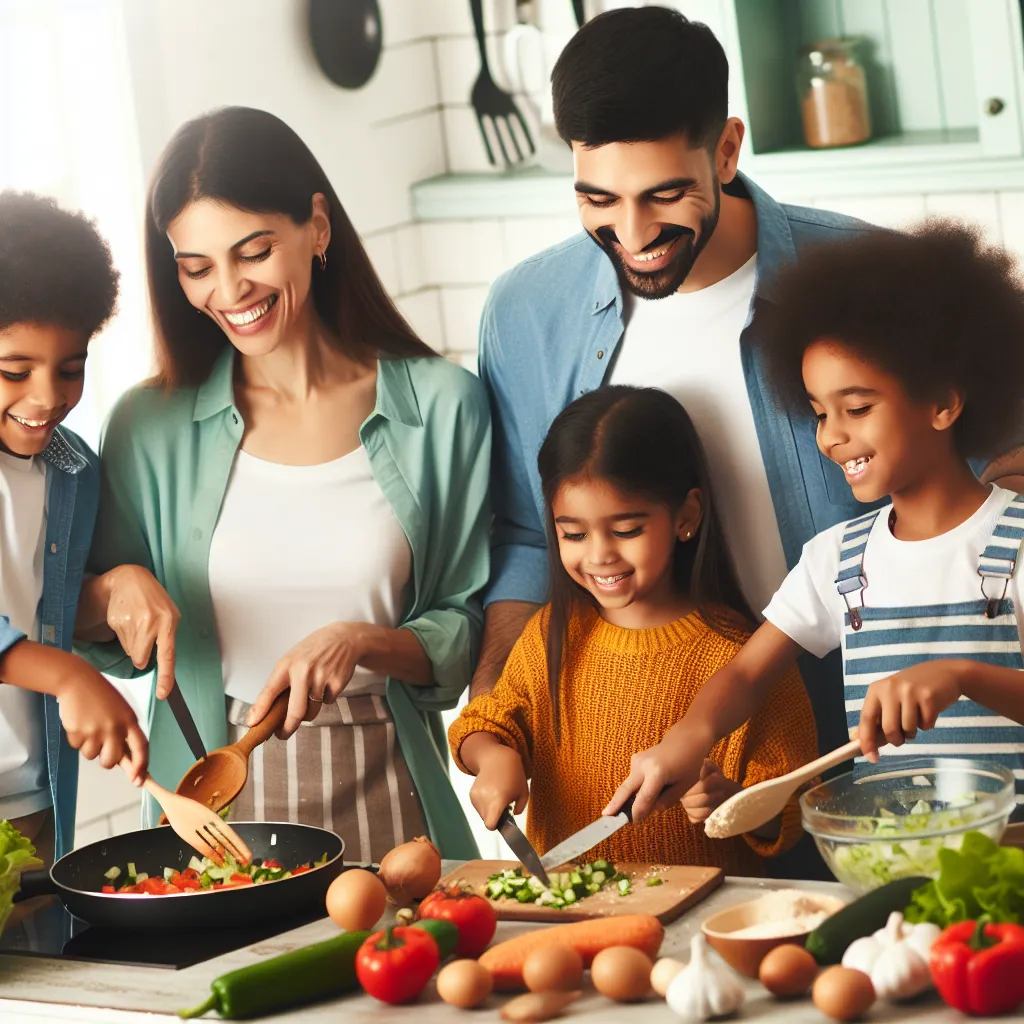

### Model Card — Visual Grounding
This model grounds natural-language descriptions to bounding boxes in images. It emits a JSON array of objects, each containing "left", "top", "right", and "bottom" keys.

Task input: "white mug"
[{"left": 502, "top": 0, "right": 581, "bottom": 170}]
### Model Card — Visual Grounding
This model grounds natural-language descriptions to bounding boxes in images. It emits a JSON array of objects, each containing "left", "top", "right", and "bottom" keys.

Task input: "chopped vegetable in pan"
[{"left": 99, "top": 852, "right": 328, "bottom": 895}]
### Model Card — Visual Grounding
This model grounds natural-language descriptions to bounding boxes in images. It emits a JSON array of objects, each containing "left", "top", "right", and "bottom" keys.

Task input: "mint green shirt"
[{"left": 77, "top": 350, "right": 490, "bottom": 859}]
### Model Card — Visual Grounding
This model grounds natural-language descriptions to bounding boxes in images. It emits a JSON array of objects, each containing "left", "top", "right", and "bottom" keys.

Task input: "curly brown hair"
[{"left": 758, "top": 219, "right": 1024, "bottom": 460}]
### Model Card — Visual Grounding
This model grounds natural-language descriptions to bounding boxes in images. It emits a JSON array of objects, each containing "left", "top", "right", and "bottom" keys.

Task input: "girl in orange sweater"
[{"left": 449, "top": 386, "right": 817, "bottom": 873}]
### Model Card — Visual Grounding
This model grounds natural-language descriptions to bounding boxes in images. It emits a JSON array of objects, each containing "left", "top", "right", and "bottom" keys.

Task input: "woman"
[{"left": 74, "top": 107, "right": 490, "bottom": 861}]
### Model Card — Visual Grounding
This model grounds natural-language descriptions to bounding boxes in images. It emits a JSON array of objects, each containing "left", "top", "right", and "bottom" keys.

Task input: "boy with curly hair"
[
  {"left": 0, "top": 191, "right": 147, "bottom": 866},
  {"left": 605, "top": 221, "right": 1024, "bottom": 823}
]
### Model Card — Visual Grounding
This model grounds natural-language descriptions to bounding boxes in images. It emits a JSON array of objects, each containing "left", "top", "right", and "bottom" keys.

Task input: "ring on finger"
[{"left": 307, "top": 693, "right": 325, "bottom": 704}]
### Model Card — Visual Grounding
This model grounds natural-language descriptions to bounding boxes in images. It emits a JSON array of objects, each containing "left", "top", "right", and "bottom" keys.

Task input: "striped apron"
[
  {"left": 837, "top": 494, "right": 1024, "bottom": 820},
  {"left": 225, "top": 694, "right": 428, "bottom": 863}
]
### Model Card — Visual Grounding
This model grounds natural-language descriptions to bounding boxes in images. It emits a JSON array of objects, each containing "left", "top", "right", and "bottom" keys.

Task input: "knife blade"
[
  {"left": 166, "top": 682, "right": 207, "bottom": 762},
  {"left": 497, "top": 809, "right": 550, "bottom": 888},
  {"left": 540, "top": 794, "right": 635, "bottom": 872}
]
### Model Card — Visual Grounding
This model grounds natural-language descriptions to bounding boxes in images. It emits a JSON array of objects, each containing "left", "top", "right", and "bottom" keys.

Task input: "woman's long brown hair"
[
  {"left": 146, "top": 106, "right": 434, "bottom": 388},
  {"left": 537, "top": 386, "right": 754, "bottom": 742}
]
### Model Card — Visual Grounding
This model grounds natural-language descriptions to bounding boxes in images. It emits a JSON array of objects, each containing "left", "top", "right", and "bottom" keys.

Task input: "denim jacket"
[{"left": 0, "top": 428, "right": 99, "bottom": 860}]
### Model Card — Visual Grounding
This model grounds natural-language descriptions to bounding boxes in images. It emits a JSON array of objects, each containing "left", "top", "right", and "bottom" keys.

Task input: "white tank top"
[{"left": 208, "top": 447, "right": 412, "bottom": 702}]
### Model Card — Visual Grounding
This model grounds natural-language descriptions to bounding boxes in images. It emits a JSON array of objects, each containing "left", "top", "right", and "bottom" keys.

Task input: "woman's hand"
[
  {"left": 470, "top": 743, "right": 529, "bottom": 830},
  {"left": 98, "top": 565, "right": 180, "bottom": 700},
  {"left": 247, "top": 622, "right": 373, "bottom": 739},
  {"left": 681, "top": 760, "right": 741, "bottom": 825}
]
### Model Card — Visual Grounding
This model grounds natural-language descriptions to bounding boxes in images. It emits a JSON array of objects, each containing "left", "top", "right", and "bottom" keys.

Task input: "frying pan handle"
[
  {"left": 238, "top": 691, "right": 290, "bottom": 754},
  {"left": 12, "top": 869, "right": 57, "bottom": 903}
]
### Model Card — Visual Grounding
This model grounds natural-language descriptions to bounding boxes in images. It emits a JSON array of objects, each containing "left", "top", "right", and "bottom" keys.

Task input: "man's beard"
[{"left": 590, "top": 182, "right": 721, "bottom": 300}]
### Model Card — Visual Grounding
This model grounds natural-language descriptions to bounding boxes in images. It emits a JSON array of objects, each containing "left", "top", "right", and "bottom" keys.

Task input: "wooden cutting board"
[{"left": 440, "top": 860, "right": 723, "bottom": 924}]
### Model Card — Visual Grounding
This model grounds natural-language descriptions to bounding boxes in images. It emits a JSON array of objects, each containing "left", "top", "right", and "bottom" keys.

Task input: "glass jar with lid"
[{"left": 797, "top": 38, "right": 872, "bottom": 148}]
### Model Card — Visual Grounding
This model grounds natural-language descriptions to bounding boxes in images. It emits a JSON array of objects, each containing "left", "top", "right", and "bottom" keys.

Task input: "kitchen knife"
[
  {"left": 540, "top": 794, "right": 635, "bottom": 872},
  {"left": 166, "top": 682, "right": 207, "bottom": 762},
  {"left": 497, "top": 808, "right": 550, "bottom": 888}
]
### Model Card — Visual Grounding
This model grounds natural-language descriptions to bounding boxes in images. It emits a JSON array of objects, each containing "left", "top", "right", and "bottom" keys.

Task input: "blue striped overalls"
[{"left": 836, "top": 493, "right": 1024, "bottom": 820}]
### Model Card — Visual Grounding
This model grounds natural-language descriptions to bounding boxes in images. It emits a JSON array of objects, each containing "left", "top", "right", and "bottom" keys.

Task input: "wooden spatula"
[
  {"left": 169, "top": 692, "right": 290, "bottom": 816},
  {"left": 703, "top": 737, "right": 863, "bottom": 839}
]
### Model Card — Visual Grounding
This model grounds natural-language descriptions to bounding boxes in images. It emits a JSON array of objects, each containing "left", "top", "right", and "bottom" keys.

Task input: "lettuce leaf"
[
  {"left": 0, "top": 820, "right": 44, "bottom": 934},
  {"left": 905, "top": 830, "right": 1024, "bottom": 926}
]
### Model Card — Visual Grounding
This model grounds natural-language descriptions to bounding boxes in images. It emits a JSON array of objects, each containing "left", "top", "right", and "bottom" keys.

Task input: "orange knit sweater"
[{"left": 449, "top": 606, "right": 818, "bottom": 875}]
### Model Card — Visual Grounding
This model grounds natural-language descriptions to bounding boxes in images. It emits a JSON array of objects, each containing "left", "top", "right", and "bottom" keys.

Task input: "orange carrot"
[{"left": 479, "top": 914, "right": 664, "bottom": 991}]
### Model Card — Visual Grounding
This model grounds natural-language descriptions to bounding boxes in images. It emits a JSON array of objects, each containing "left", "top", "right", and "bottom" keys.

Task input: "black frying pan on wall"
[
  {"left": 308, "top": 0, "right": 383, "bottom": 90},
  {"left": 14, "top": 822, "right": 344, "bottom": 930}
]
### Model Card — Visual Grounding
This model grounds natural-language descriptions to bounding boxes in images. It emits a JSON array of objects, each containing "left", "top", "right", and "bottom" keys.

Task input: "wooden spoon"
[
  {"left": 168, "top": 692, "right": 290, "bottom": 817},
  {"left": 703, "top": 737, "right": 863, "bottom": 839}
]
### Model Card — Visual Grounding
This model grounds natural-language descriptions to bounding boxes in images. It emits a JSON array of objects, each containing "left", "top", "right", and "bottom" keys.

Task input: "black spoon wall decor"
[{"left": 308, "top": 0, "right": 383, "bottom": 90}]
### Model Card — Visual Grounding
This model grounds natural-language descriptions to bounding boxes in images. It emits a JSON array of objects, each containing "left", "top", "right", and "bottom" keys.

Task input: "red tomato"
[
  {"left": 140, "top": 877, "right": 174, "bottom": 895},
  {"left": 291, "top": 864, "right": 311, "bottom": 875},
  {"left": 170, "top": 872, "right": 202, "bottom": 891},
  {"left": 180, "top": 868, "right": 201, "bottom": 882},
  {"left": 101, "top": 885, "right": 115, "bottom": 894},
  {"left": 416, "top": 886, "right": 497, "bottom": 957},
  {"left": 355, "top": 926, "right": 440, "bottom": 1004},
  {"left": 262, "top": 858, "right": 284, "bottom": 871}
]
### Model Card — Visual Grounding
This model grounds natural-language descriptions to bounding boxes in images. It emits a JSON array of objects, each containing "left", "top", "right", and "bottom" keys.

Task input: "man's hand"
[
  {"left": 469, "top": 742, "right": 529, "bottom": 830},
  {"left": 681, "top": 760, "right": 742, "bottom": 825},
  {"left": 858, "top": 660, "right": 963, "bottom": 761},
  {"left": 470, "top": 601, "right": 539, "bottom": 699}
]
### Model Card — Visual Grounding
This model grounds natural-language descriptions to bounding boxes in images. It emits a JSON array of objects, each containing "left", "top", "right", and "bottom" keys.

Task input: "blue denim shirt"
[
  {"left": 0, "top": 427, "right": 98, "bottom": 860},
  {"left": 479, "top": 172, "right": 886, "bottom": 752}
]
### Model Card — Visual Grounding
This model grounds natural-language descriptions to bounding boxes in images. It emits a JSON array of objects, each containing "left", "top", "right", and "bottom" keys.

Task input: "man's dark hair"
[
  {"left": 0, "top": 190, "right": 119, "bottom": 336},
  {"left": 552, "top": 6, "right": 728, "bottom": 149},
  {"left": 760, "top": 220, "right": 1024, "bottom": 460}
]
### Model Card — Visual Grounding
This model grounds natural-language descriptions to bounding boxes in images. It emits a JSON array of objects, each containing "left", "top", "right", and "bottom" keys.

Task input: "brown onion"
[{"left": 378, "top": 835, "right": 442, "bottom": 905}]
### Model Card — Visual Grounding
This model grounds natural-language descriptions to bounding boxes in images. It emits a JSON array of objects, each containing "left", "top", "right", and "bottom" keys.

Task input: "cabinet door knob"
[{"left": 986, "top": 97, "right": 1006, "bottom": 116}]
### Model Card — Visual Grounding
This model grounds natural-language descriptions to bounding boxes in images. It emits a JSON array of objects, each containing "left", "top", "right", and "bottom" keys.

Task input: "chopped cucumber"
[
  {"left": 590, "top": 870, "right": 606, "bottom": 885},
  {"left": 646, "top": 877, "right": 663, "bottom": 887},
  {"left": 126, "top": 862, "right": 137, "bottom": 879},
  {"left": 484, "top": 860, "right": 625, "bottom": 910},
  {"left": 134, "top": 873, "right": 149, "bottom": 883},
  {"left": 617, "top": 878, "right": 632, "bottom": 896},
  {"left": 103, "top": 866, "right": 121, "bottom": 881},
  {"left": 163, "top": 867, "right": 176, "bottom": 882}
]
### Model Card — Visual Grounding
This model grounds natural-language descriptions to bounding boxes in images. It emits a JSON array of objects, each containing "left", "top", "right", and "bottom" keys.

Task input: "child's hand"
[
  {"left": 858, "top": 661, "right": 963, "bottom": 762},
  {"left": 56, "top": 664, "right": 148, "bottom": 784},
  {"left": 470, "top": 743, "right": 529, "bottom": 830},
  {"left": 681, "top": 760, "right": 741, "bottom": 825},
  {"left": 102, "top": 565, "right": 180, "bottom": 700},
  {"left": 604, "top": 737, "right": 708, "bottom": 823}
]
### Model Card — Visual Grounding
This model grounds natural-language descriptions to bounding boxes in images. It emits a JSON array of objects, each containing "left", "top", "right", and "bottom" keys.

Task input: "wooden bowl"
[{"left": 701, "top": 892, "right": 846, "bottom": 978}]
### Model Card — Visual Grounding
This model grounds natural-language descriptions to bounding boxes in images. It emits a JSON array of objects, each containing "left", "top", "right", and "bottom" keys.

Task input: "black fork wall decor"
[{"left": 469, "top": 0, "right": 536, "bottom": 167}]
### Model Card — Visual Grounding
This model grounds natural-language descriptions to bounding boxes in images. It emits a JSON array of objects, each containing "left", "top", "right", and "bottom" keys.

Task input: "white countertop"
[{"left": 0, "top": 867, "right": 1000, "bottom": 1023}]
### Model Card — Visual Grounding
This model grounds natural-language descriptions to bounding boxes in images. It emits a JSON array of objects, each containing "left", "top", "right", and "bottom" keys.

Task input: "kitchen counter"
[{"left": 0, "top": 866, "right": 994, "bottom": 1023}]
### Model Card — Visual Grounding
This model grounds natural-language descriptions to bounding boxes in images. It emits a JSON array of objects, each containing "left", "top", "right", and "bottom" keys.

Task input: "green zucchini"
[
  {"left": 411, "top": 918, "right": 459, "bottom": 959},
  {"left": 805, "top": 876, "right": 931, "bottom": 965},
  {"left": 178, "top": 929, "right": 369, "bottom": 1019}
]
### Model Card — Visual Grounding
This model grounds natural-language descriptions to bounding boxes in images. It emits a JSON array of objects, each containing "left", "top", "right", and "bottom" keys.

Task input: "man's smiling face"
[{"left": 573, "top": 134, "right": 722, "bottom": 300}]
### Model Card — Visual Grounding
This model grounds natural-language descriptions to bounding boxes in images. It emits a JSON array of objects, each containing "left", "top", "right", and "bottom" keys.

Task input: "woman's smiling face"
[{"left": 166, "top": 196, "right": 330, "bottom": 356}]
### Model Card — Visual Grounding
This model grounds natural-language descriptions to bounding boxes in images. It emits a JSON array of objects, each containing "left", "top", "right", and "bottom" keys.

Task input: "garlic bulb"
[
  {"left": 841, "top": 911, "right": 940, "bottom": 1001},
  {"left": 666, "top": 934, "right": 745, "bottom": 1020}
]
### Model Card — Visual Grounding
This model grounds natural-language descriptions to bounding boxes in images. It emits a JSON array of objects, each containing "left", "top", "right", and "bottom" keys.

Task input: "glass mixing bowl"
[{"left": 800, "top": 758, "right": 1015, "bottom": 893}]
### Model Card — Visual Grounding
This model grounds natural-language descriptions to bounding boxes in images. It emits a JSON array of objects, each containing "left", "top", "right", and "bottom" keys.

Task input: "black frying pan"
[{"left": 14, "top": 822, "right": 344, "bottom": 930}]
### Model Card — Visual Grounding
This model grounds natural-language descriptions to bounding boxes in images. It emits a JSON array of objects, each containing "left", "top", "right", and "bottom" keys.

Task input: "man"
[{"left": 473, "top": 8, "right": 1023, "bottom": 785}]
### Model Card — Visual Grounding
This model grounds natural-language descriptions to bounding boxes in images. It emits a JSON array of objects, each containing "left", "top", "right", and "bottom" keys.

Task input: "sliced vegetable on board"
[
  {"left": 479, "top": 914, "right": 664, "bottom": 992},
  {"left": 355, "top": 925, "right": 441, "bottom": 1005},
  {"left": 806, "top": 875, "right": 930, "bottom": 965},
  {"left": 416, "top": 883, "right": 497, "bottom": 957},
  {"left": 929, "top": 918, "right": 1024, "bottom": 1016},
  {"left": 177, "top": 929, "right": 369, "bottom": 1019}
]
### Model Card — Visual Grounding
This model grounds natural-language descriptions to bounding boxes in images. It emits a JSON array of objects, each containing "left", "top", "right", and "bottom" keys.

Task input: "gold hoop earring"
[{"left": 318, "top": 250, "right": 327, "bottom": 271}]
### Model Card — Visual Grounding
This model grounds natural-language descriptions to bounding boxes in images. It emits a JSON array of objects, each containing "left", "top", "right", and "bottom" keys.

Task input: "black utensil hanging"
[
  {"left": 308, "top": 0, "right": 383, "bottom": 90},
  {"left": 572, "top": 0, "right": 585, "bottom": 29}
]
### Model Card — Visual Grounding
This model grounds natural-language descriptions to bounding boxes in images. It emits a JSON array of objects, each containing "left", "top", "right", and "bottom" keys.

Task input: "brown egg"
[
  {"left": 651, "top": 957, "right": 684, "bottom": 998},
  {"left": 436, "top": 959, "right": 494, "bottom": 1008},
  {"left": 590, "top": 945, "right": 653, "bottom": 1003},
  {"left": 523, "top": 945, "right": 584, "bottom": 993},
  {"left": 812, "top": 966, "right": 876, "bottom": 1021},
  {"left": 759, "top": 943, "right": 819, "bottom": 998},
  {"left": 324, "top": 868, "right": 387, "bottom": 932}
]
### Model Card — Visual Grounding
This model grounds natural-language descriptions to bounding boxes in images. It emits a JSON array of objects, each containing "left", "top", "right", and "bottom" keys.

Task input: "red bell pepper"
[
  {"left": 930, "top": 917, "right": 1024, "bottom": 1016},
  {"left": 355, "top": 926, "right": 440, "bottom": 1004}
]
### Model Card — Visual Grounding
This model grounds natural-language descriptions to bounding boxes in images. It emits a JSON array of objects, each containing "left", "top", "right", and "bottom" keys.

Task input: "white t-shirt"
[
  {"left": 765, "top": 486, "right": 1024, "bottom": 659},
  {"left": 609, "top": 254, "right": 789, "bottom": 615},
  {"left": 0, "top": 451, "right": 50, "bottom": 818},
  {"left": 209, "top": 447, "right": 413, "bottom": 703}
]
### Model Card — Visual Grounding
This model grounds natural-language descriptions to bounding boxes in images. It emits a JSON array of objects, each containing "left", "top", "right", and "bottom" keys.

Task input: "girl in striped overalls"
[{"left": 604, "top": 221, "right": 1024, "bottom": 825}]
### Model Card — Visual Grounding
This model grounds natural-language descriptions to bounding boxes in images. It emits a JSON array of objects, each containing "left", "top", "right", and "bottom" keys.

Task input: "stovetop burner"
[{"left": 0, "top": 896, "right": 327, "bottom": 969}]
